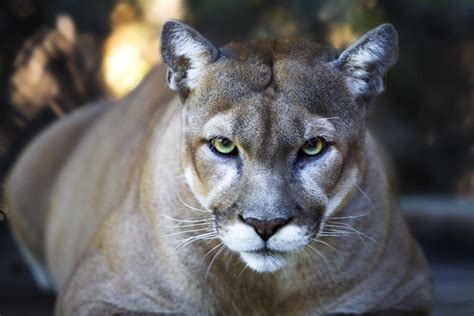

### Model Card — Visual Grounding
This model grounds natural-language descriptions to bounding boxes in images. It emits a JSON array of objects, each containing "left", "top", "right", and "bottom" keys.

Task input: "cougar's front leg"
[{"left": 55, "top": 252, "right": 182, "bottom": 316}]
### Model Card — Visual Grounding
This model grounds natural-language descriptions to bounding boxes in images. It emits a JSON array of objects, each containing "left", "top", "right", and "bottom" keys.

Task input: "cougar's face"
[
  {"left": 162, "top": 20, "right": 397, "bottom": 272},
  {"left": 180, "top": 41, "right": 366, "bottom": 272}
]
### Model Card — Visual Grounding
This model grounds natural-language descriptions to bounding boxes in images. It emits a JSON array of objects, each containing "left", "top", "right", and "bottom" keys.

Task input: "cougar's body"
[{"left": 4, "top": 21, "right": 433, "bottom": 315}]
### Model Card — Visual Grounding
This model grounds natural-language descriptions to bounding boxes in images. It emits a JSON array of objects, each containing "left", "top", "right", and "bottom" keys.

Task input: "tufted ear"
[
  {"left": 160, "top": 19, "right": 219, "bottom": 94},
  {"left": 331, "top": 23, "right": 398, "bottom": 100}
]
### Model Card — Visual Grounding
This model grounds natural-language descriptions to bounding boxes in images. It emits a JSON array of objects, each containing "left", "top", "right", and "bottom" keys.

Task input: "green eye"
[
  {"left": 301, "top": 137, "right": 327, "bottom": 156},
  {"left": 211, "top": 137, "right": 237, "bottom": 155}
]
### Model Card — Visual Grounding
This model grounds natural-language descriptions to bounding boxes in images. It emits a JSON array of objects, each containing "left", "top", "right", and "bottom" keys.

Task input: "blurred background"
[{"left": 0, "top": 0, "right": 473, "bottom": 315}]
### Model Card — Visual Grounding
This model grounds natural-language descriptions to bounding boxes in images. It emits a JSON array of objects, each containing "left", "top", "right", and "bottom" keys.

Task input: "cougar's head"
[{"left": 161, "top": 20, "right": 398, "bottom": 272}]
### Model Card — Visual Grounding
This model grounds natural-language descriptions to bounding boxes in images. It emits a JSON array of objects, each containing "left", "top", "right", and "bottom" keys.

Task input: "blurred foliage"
[{"left": 0, "top": 0, "right": 473, "bottom": 196}]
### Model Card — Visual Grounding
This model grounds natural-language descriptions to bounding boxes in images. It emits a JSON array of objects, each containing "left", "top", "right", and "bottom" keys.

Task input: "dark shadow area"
[{"left": 0, "top": 222, "right": 55, "bottom": 315}]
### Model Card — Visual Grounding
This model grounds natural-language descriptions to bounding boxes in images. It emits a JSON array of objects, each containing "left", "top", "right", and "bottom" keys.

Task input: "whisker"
[
  {"left": 324, "top": 222, "right": 362, "bottom": 230},
  {"left": 237, "top": 263, "right": 248, "bottom": 278},
  {"left": 176, "top": 233, "right": 213, "bottom": 246},
  {"left": 281, "top": 265, "right": 288, "bottom": 279},
  {"left": 323, "top": 224, "right": 369, "bottom": 245},
  {"left": 175, "top": 232, "right": 217, "bottom": 249},
  {"left": 311, "top": 238, "right": 341, "bottom": 258},
  {"left": 324, "top": 222, "right": 381, "bottom": 246},
  {"left": 223, "top": 248, "right": 232, "bottom": 270},
  {"left": 325, "top": 212, "right": 370, "bottom": 220},
  {"left": 322, "top": 225, "right": 372, "bottom": 250},
  {"left": 176, "top": 192, "right": 211, "bottom": 214},
  {"left": 163, "top": 227, "right": 212, "bottom": 237},
  {"left": 318, "top": 233, "right": 358, "bottom": 239},
  {"left": 319, "top": 230, "right": 359, "bottom": 236},
  {"left": 354, "top": 183, "right": 377, "bottom": 215},
  {"left": 318, "top": 232, "right": 357, "bottom": 237},
  {"left": 165, "top": 222, "right": 213, "bottom": 228},
  {"left": 168, "top": 175, "right": 210, "bottom": 214},
  {"left": 161, "top": 214, "right": 213, "bottom": 223},
  {"left": 162, "top": 174, "right": 187, "bottom": 188},
  {"left": 305, "top": 244, "right": 329, "bottom": 265},
  {"left": 302, "top": 247, "right": 312, "bottom": 263},
  {"left": 319, "top": 227, "right": 366, "bottom": 245},
  {"left": 224, "top": 248, "right": 231, "bottom": 260},
  {"left": 203, "top": 242, "right": 224, "bottom": 259},
  {"left": 206, "top": 244, "right": 226, "bottom": 278}
]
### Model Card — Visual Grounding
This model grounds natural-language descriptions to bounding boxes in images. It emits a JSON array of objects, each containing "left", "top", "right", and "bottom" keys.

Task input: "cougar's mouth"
[
  {"left": 246, "top": 247, "right": 285, "bottom": 255},
  {"left": 240, "top": 248, "right": 290, "bottom": 272},
  {"left": 216, "top": 214, "right": 322, "bottom": 272}
]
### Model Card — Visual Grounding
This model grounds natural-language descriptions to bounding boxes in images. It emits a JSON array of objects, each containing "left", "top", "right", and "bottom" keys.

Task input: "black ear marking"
[
  {"left": 160, "top": 19, "right": 219, "bottom": 94},
  {"left": 166, "top": 68, "right": 173, "bottom": 87},
  {"left": 332, "top": 23, "right": 399, "bottom": 100}
]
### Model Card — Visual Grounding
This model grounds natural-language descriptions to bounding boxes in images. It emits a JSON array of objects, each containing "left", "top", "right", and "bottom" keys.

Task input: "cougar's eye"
[
  {"left": 210, "top": 137, "right": 237, "bottom": 155},
  {"left": 301, "top": 137, "right": 327, "bottom": 157}
]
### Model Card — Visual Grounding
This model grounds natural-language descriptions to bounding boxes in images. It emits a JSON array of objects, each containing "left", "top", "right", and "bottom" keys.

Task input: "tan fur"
[{"left": 4, "top": 21, "right": 433, "bottom": 315}]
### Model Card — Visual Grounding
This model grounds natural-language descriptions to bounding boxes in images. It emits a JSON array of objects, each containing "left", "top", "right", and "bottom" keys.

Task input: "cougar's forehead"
[{"left": 186, "top": 38, "right": 362, "bottom": 141}]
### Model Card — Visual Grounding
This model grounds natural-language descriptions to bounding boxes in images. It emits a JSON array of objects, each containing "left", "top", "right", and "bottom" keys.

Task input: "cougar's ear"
[
  {"left": 332, "top": 23, "right": 398, "bottom": 100},
  {"left": 161, "top": 19, "right": 219, "bottom": 94}
]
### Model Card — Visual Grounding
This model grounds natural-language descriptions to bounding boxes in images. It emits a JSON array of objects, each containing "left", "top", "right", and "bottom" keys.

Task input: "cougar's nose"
[{"left": 241, "top": 216, "right": 291, "bottom": 241}]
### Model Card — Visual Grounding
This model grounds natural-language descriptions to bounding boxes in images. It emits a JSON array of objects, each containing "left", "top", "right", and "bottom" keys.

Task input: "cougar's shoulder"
[
  {"left": 45, "top": 65, "right": 177, "bottom": 290},
  {"left": 4, "top": 102, "right": 108, "bottom": 263},
  {"left": 5, "top": 65, "right": 176, "bottom": 290}
]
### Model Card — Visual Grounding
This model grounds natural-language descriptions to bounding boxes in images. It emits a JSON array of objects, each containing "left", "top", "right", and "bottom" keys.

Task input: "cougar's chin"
[{"left": 240, "top": 250, "right": 288, "bottom": 272}]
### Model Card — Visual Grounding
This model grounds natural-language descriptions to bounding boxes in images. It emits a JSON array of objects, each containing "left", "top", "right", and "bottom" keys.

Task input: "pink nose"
[{"left": 242, "top": 217, "right": 290, "bottom": 241}]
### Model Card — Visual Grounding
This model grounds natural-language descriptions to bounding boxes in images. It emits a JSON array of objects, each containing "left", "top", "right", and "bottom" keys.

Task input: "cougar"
[{"left": 4, "top": 20, "right": 433, "bottom": 315}]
